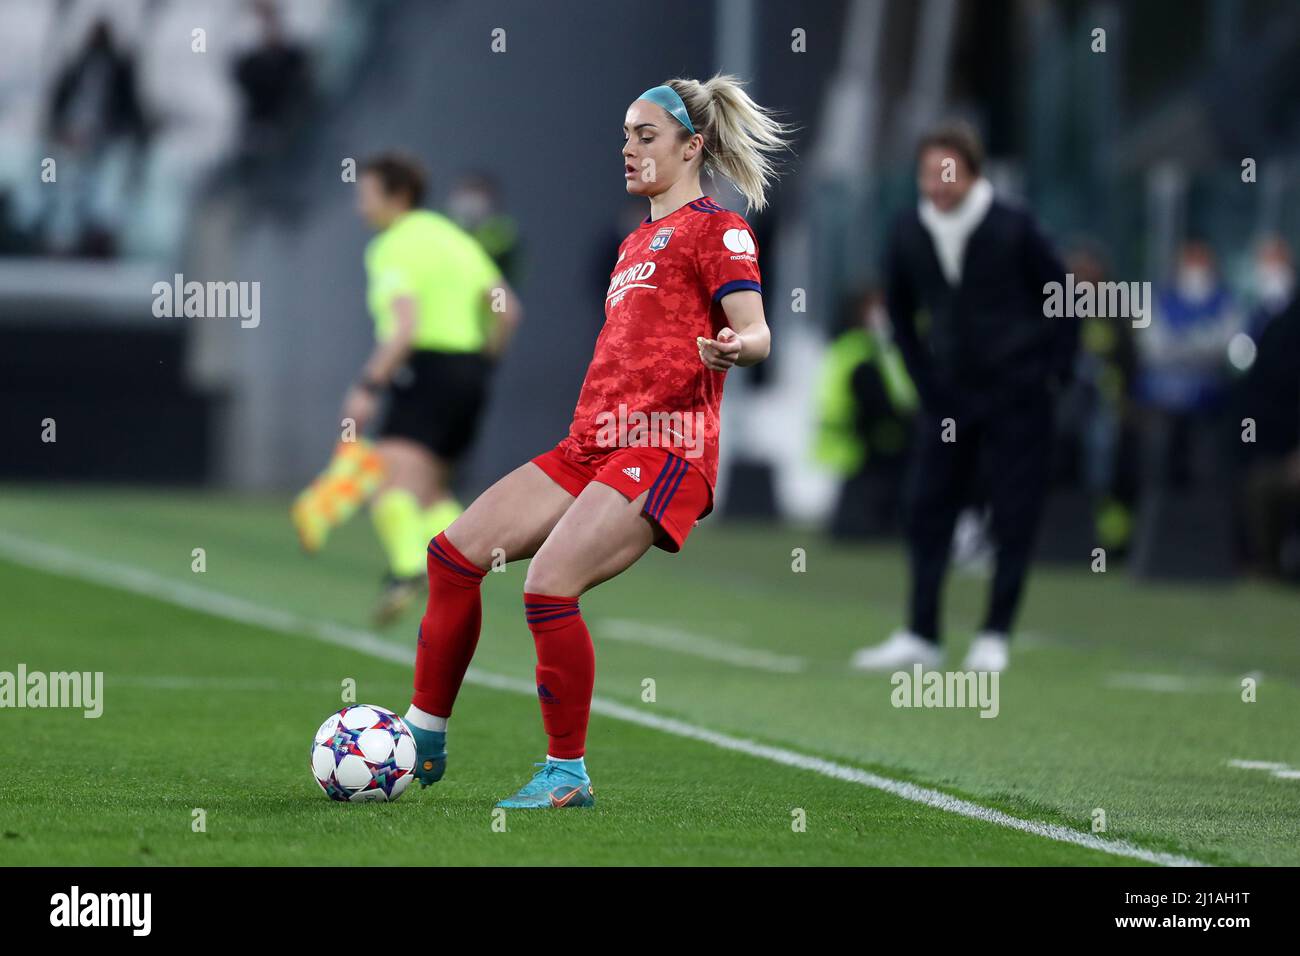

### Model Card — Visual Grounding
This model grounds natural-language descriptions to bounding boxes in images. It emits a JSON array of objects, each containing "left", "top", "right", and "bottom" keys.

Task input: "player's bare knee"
[
  {"left": 441, "top": 519, "right": 492, "bottom": 572},
  {"left": 524, "top": 558, "right": 583, "bottom": 598}
]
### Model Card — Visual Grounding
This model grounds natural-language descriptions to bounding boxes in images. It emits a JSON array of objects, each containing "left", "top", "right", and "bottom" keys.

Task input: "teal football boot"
[
  {"left": 408, "top": 725, "right": 447, "bottom": 787},
  {"left": 495, "top": 760, "right": 595, "bottom": 809}
]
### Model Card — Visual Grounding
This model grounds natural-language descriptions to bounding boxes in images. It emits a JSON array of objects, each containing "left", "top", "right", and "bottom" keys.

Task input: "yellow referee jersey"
[{"left": 365, "top": 209, "right": 503, "bottom": 353}]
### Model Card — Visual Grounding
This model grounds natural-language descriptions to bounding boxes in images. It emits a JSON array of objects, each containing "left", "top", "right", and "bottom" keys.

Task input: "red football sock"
[
  {"left": 411, "top": 532, "right": 487, "bottom": 717},
  {"left": 524, "top": 593, "right": 594, "bottom": 760}
]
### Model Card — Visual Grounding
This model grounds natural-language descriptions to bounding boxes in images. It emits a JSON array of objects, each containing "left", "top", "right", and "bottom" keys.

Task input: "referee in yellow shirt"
[{"left": 336, "top": 151, "right": 521, "bottom": 623}]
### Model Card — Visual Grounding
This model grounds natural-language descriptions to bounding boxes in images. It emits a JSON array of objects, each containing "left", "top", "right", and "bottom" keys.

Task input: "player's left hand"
[{"left": 697, "top": 327, "right": 743, "bottom": 372}]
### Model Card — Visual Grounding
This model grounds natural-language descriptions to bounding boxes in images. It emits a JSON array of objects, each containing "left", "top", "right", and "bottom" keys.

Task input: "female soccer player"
[{"left": 403, "top": 74, "right": 787, "bottom": 808}]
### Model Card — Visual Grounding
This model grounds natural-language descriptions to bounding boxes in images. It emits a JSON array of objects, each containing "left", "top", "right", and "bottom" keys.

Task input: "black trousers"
[{"left": 904, "top": 393, "right": 1054, "bottom": 642}]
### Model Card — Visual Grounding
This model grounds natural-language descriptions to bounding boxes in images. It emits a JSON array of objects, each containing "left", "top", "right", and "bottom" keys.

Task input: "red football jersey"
[{"left": 558, "top": 196, "right": 762, "bottom": 491}]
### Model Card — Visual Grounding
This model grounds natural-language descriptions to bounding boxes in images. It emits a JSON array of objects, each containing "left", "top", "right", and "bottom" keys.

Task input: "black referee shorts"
[{"left": 377, "top": 350, "right": 492, "bottom": 461}]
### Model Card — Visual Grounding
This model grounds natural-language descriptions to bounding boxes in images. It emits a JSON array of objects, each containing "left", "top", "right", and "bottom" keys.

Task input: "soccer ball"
[{"left": 310, "top": 704, "right": 416, "bottom": 802}]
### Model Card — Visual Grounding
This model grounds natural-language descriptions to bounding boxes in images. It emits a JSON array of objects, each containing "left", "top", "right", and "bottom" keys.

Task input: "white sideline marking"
[
  {"left": 1106, "top": 671, "right": 1269, "bottom": 694},
  {"left": 598, "top": 618, "right": 805, "bottom": 673},
  {"left": 1229, "top": 759, "right": 1299, "bottom": 780},
  {"left": 1106, "top": 672, "right": 1200, "bottom": 693},
  {"left": 1103, "top": 672, "right": 1244, "bottom": 693},
  {"left": 116, "top": 675, "right": 346, "bottom": 692},
  {"left": 1227, "top": 759, "right": 1288, "bottom": 771},
  {"left": 0, "top": 532, "right": 1208, "bottom": 867}
]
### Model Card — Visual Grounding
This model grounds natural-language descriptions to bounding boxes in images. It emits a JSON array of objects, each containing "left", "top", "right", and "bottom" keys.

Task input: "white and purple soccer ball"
[{"left": 311, "top": 704, "right": 417, "bottom": 802}]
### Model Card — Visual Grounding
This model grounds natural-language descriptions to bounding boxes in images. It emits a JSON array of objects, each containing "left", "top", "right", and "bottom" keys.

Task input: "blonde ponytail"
[{"left": 664, "top": 73, "right": 791, "bottom": 213}]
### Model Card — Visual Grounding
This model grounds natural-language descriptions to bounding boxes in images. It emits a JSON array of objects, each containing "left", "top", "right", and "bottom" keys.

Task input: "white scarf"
[{"left": 917, "top": 177, "right": 994, "bottom": 286}]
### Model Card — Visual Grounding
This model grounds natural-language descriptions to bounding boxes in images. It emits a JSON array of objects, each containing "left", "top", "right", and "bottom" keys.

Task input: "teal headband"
[{"left": 638, "top": 85, "right": 695, "bottom": 135}]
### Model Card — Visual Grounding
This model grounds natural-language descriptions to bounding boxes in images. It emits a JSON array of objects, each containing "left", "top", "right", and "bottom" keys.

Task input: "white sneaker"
[
  {"left": 962, "top": 632, "right": 1010, "bottom": 672},
  {"left": 851, "top": 630, "right": 943, "bottom": 672}
]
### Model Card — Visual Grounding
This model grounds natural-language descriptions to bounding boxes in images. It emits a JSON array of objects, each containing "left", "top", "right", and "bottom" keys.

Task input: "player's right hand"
[
  {"left": 341, "top": 386, "right": 378, "bottom": 430},
  {"left": 697, "top": 328, "right": 743, "bottom": 372}
]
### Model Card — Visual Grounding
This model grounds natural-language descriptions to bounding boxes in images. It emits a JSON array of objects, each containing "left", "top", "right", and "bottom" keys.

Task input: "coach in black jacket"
[{"left": 852, "top": 122, "right": 1074, "bottom": 674}]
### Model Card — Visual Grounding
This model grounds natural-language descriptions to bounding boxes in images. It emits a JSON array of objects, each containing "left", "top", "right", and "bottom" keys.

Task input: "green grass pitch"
[{"left": 0, "top": 487, "right": 1296, "bottom": 866}]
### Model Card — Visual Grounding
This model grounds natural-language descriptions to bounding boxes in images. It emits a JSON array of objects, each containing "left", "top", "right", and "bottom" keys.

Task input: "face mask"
[
  {"left": 1255, "top": 264, "right": 1294, "bottom": 310},
  {"left": 449, "top": 191, "right": 490, "bottom": 227},
  {"left": 1175, "top": 266, "right": 1214, "bottom": 304},
  {"left": 866, "top": 303, "right": 890, "bottom": 337}
]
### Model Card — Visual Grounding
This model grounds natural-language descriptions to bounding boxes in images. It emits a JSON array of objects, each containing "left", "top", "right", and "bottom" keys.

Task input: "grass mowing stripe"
[{"left": 0, "top": 531, "right": 1209, "bottom": 868}]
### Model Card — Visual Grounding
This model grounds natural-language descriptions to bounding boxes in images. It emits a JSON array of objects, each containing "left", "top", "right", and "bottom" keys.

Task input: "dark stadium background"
[
  {"left": 1, "top": 0, "right": 1299, "bottom": 880},
  {"left": 7, "top": 1, "right": 1295, "bottom": 550}
]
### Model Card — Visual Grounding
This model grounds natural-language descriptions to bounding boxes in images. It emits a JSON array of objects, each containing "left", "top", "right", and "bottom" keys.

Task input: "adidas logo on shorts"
[{"left": 622, "top": 466, "right": 641, "bottom": 482}]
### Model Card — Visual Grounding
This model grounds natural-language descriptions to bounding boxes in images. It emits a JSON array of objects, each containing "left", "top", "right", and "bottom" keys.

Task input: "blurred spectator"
[
  {"left": 44, "top": 18, "right": 148, "bottom": 257},
  {"left": 14, "top": 0, "right": 346, "bottom": 261},
  {"left": 446, "top": 171, "right": 523, "bottom": 287},
  {"left": 232, "top": 0, "right": 313, "bottom": 162},
  {"left": 1245, "top": 234, "right": 1294, "bottom": 342},
  {"left": 1136, "top": 241, "right": 1240, "bottom": 488},
  {"left": 814, "top": 287, "right": 917, "bottom": 539},
  {"left": 1059, "top": 240, "right": 1140, "bottom": 551},
  {"left": 1233, "top": 238, "right": 1300, "bottom": 580}
]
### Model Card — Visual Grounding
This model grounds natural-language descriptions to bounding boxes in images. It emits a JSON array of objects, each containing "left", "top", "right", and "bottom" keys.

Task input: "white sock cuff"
[{"left": 405, "top": 705, "right": 447, "bottom": 732}]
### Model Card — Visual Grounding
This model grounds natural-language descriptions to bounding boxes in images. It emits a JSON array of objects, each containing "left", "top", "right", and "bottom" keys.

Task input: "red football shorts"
[{"left": 531, "top": 444, "right": 712, "bottom": 552}]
